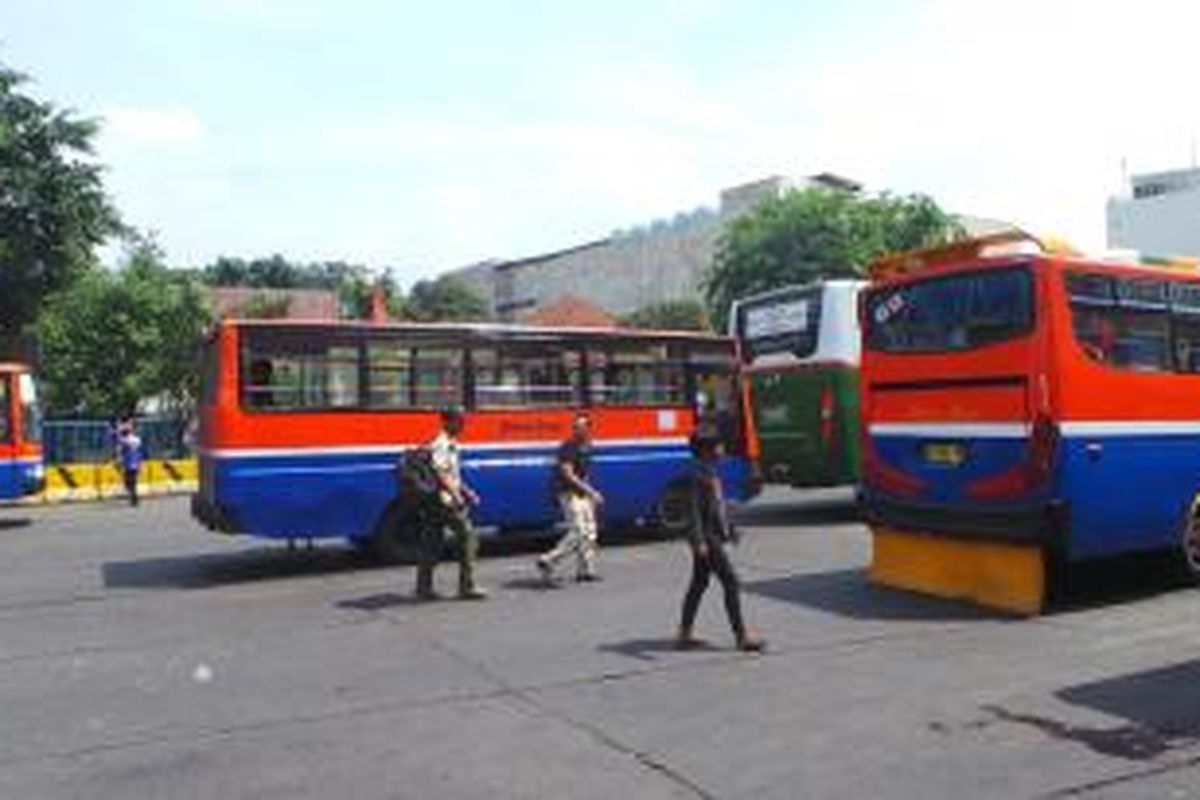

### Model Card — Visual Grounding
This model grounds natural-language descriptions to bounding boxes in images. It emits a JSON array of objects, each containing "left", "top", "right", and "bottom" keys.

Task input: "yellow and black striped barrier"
[{"left": 33, "top": 459, "right": 198, "bottom": 504}]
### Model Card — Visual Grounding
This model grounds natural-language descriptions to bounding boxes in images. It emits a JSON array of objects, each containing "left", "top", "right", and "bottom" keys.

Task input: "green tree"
[
  {"left": 621, "top": 299, "right": 712, "bottom": 332},
  {"left": 0, "top": 63, "right": 122, "bottom": 336},
  {"left": 36, "top": 238, "right": 211, "bottom": 416},
  {"left": 705, "top": 187, "right": 959, "bottom": 329},
  {"left": 404, "top": 275, "right": 488, "bottom": 322}
]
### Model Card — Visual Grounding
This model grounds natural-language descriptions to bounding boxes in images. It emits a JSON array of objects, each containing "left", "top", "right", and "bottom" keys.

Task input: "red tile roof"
[
  {"left": 521, "top": 295, "right": 617, "bottom": 328},
  {"left": 209, "top": 287, "right": 339, "bottom": 320}
]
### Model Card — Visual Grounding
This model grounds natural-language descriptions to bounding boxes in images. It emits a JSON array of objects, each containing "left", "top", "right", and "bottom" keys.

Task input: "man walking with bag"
[
  {"left": 537, "top": 412, "right": 604, "bottom": 584},
  {"left": 417, "top": 407, "right": 487, "bottom": 601}
]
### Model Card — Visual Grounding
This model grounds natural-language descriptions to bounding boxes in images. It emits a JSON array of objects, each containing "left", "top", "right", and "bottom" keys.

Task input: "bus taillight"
[
  {"left": 965, "top": 415, "right": 1059, "bottom": 501},
  {"left": 862, "top": 430, "right": 925, "bottom": 498},
  {"left": 819, "top": 384, "right": 835, "bottom": 453}
]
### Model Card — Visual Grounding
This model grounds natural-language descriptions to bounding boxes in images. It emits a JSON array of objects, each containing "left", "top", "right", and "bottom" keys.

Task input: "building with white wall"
[
  {"left": 448, "top": 174, "right": 860, "bottom": 321},
  {"left": 1107, "top": 167, "right": 1200, "bottom": 257}
]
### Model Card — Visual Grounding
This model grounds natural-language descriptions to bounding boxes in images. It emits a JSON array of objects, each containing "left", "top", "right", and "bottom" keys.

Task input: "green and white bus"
[{"left": 731, "top": 280, "right": 866, "bottom": 488}]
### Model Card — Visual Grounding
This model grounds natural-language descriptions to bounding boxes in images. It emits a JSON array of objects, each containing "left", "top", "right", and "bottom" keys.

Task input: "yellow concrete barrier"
[
  {"left": 869, "top": 526, "right": 1046, "bottom": 616},
  {"left": 34, "top": 459, "right": 198, "bottom": 505}
]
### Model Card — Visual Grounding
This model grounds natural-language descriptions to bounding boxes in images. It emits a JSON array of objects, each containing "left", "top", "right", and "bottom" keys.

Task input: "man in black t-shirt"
[{"left": 537, "top": 412, "right": 604, "bottom": 583}]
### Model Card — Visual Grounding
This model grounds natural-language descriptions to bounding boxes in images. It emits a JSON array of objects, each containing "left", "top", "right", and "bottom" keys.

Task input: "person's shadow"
[{"left": 597, "top": 636, "right": 719, "bottom": 662}]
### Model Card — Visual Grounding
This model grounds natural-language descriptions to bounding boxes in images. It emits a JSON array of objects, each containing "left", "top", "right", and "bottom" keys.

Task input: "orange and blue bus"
[
  {"left": 192, "top": 320, "right": 759, "bottom": 558},
  {"left": 0, "top": 363, "right": 44, "bottom": 501},
  {"left": 859, "top": 232, "right": 1200, "bottom": 613}
]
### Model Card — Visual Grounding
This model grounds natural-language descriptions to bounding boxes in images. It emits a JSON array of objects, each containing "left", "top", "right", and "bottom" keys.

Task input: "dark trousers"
[
  {"left": 416, "top": 504, "right": 478, "bottom": 596},
  {"left": 680, "top": 538, "right": 745, "bottom": 640},
  {"left": 123, "top": 468, "right": 139, "bottom": 507}
]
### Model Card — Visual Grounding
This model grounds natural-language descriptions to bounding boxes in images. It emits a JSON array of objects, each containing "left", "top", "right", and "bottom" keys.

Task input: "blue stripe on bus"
[
  {"left": 1057, "top": 435, "right": 1197, "bottom": 560},
  {"left": 871, "top": 431, "right": 1199, "bottom": 561},
  {"left": 206, "top": 443, "right": 753, "bottom": 541},
  {"left": 0, "top": 460, "right": 40, "bottom": 501},
  {"left": 870, "top": 435, "right": 1027, "bottom": 504}
]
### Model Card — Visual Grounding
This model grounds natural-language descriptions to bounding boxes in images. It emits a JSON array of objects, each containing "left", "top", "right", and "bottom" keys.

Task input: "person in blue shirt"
[{"left": 115, "top": 420, "right": 145, "bottom": 507}]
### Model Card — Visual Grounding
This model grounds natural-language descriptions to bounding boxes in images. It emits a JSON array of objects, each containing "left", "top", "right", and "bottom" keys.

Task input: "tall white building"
[{"left": 1107, "top": 167, "right": 1200, "bottom": 257}]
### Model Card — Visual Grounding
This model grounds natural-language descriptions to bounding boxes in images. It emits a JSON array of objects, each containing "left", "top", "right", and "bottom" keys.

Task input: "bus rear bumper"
[{"left": 858, "top": 493, "right": 1069, "bottom": 616}]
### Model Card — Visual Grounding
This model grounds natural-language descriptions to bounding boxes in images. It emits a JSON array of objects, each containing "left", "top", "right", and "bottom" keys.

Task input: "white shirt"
[{"left": 429, "top": 431, "right": 462, "bottom": 505}]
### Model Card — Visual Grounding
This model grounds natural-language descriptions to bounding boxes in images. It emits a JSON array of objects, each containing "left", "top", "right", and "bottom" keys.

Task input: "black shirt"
[{"left": 555, "top": 438, "right": 592, "bottom": 496}]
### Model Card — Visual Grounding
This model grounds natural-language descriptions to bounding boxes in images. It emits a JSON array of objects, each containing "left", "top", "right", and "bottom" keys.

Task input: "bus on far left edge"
[{"left": 0, "top": 363, "right": 45, "bottom": 501}]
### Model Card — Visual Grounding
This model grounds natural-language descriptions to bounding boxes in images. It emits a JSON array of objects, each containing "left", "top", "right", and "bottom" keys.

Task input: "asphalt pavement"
[{"left": 0, "top": 488, "right": 1198, "bottom": 799}]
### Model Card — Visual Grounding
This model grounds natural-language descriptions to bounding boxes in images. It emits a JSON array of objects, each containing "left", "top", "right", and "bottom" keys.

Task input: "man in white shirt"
[{"left": 417, "top": 407, "right": 487, "bottom": 601}]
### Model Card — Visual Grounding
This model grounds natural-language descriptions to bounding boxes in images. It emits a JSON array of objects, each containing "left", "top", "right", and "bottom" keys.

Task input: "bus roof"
[
  {"left": 731, "top": 278, "right": 866, "bottom": 309},
  {"left": 218, "top": 318, "right": 732, "bottom": 343},
  {"left": 868, "top": 230, "right": 1200, "bottom": 286}
]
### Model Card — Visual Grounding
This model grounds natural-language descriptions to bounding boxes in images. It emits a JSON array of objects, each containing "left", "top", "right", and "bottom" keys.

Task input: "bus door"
[
  {"left": 0, "top": 373, "right": 14, "bottom": 498},
  {"left": 689, "top": 341, "right": 746, "bottom": 455},
  {"left": 863, "top": 265, "right": 1047, "bottom": 509}
]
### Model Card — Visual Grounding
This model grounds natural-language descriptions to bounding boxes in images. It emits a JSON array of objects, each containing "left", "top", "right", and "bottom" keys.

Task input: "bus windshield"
[
  {"left": 866, "top": 266, "right": 1034, "bottom": 353},
  {"left": 737, "top": 286, "right": 822, "bottom": 360},
  {"left": 0, "top": 375, "right": 10, "bottom": 444},
  {"left": 17, "top": 373, "right": 41, "bottom": 444}
]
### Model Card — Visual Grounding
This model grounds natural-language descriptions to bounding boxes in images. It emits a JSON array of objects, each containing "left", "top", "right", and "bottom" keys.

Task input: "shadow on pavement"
[
  {"left": 502, "top": 576, "right": 564, "bottom": 592},
  {"left": 335, "top": 592, "right": 420, "bottom": 611},
  {"left": 597, "top": 636, "right": 719, "bottom": 662},
  {"left": 979, "top": 660, "right": 1200, "bottom": 762},
  {"left": 1052, "top": 552, "right": 1189, "bottom": 614},
  {"left": 101, "top": 546, "right": 375, "bottom": 590},
  {"left": 0, "top": 517, "right": 33, "bottom": 530},
  {"left": 733, "top": 496, "right": 860, "bottom": 529},
  {"left": 743, "top": 568, "right": 1002, "bottom": 621}
]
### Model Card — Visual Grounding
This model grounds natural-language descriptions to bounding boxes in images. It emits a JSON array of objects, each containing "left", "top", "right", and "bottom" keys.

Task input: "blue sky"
[{"left": 5, "top": 1, "right": 1200, "bottom": 284}]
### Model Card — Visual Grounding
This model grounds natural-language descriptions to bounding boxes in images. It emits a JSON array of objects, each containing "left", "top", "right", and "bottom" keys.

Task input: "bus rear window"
[
  {"left": 738, "top": 287, "right": 822, "bottom": 359},
  {"left": 866, "top": 267, "right": 1033, "bottom": 353}
]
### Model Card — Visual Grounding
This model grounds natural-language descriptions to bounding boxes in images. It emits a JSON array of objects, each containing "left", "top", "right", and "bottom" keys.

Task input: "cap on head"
[{"left": 441, "top": 406, "right": 465, "bottom": 426}]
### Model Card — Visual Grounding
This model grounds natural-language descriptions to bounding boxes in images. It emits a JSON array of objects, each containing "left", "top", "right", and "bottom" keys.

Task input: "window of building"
[
  {"left": 241, "top": 329, "right": 362, "bottom": 410},
  {"left": 472, "top": 343, "right": 581, "bottom": 408},
  {"left": 588, "top": 342, "right": 686, "bottom": 406}
]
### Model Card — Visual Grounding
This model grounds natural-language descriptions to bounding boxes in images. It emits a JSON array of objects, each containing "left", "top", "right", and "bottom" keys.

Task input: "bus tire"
[
  {"left": 1178, "top": 497, "right": 1200, "bottom": 585},
  {"left": 368, "top": 502, "right": 421, "bottom": 565}
]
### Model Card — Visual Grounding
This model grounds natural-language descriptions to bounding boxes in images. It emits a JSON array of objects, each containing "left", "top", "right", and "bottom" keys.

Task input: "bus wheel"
[
  {"left": 368, "top": 503, "right": 420, "bottom": 565},
  {"left": 1179, "top": 498, "right": 1200, "bottom": 584}
]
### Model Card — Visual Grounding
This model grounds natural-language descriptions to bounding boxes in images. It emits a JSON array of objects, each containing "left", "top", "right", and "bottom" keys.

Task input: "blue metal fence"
[{"left": 42, "top": 418, "right": 192, "bottom": 465}]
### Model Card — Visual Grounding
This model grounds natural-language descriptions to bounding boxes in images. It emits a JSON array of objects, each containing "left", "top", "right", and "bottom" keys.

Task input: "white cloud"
[{"left": 104, "top": 107, "right": 205, "bottom": 146}]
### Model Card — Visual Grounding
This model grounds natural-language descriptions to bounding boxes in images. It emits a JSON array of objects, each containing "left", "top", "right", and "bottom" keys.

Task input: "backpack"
[{"left": 398, "top": 447, "right": 440, "bottom": 499}]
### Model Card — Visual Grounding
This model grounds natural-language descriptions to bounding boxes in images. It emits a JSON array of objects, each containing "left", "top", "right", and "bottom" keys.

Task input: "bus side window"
[
  {"left": 412, "top": 347, "right": 464, "bottom": 409},
  {"left": 1170, "top": 283, "right": 1200, "bottom": 373},
  {"left": 0, "top": 377, "right": 10, "bottom": 444},
  {"left": 1067, "top": 274, "right": 1170, "bottom": 373},
  {"left": 241, "top": 330, "right": 362, "bottom": 410},
  {"left": 473, "top": 344, "right": 581, "bottom": 408},
  {"left": 588, "top": 344, "right": 685, "bottom": 407}
]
